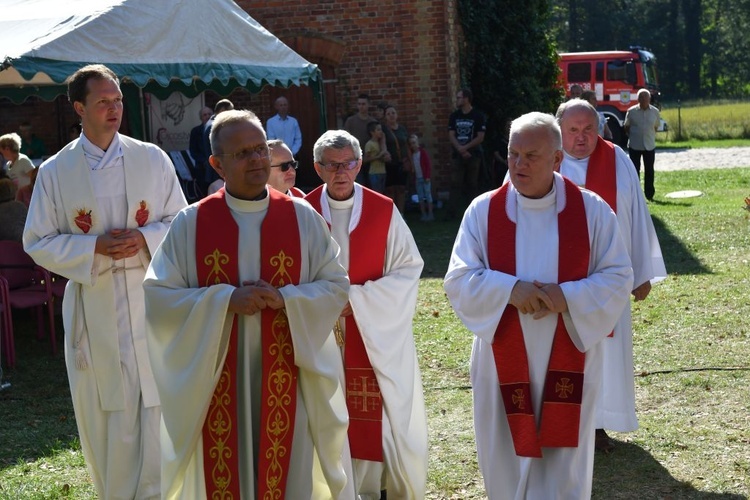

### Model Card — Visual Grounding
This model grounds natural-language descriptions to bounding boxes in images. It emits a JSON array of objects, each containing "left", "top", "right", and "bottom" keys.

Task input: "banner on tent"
[{"left": 146, "top": 92, "right": 205, "bottom": 152}]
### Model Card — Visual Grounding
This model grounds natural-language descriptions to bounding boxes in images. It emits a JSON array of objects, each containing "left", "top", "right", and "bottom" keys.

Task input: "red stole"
[
  {"left": 196, "top": 187, "right": 301, "bottom": 498},
  {"left": 288, "top": 186, "right": 306, "bottom": 198},
  {"left": 585, "top": 138, "right": 617, "bottom": 213},
  {"left": 487, "top": 177, "right": 589, "bottom": 458},
  {"left": 585, "top": 138, "right": 617, "bottom": 338},
  {"left": 306, "top": 185, "right": 392, "bottom": 462}
]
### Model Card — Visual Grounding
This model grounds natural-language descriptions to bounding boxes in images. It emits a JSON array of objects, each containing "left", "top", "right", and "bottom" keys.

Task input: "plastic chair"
[
  {"left": 0, "top": 241, "right": 57, "bottom": 367},
  {"left": 50, "top": 274, "right": 68, "bottom": 299}
]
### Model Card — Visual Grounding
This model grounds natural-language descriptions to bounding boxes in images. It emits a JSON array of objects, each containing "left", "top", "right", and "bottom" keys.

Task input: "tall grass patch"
[{"left": 658, "top": 100, "right": 750, "bottom": 142}]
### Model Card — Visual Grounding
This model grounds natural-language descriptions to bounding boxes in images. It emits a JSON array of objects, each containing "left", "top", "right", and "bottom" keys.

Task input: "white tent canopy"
[{"left": 0, "top": 0, "right": 319, "bottom": 99}]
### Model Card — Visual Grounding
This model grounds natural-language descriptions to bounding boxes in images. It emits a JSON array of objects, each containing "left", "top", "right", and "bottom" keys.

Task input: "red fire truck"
[{"left": 558, "top": 47, "right": 665, "bottom": 145}]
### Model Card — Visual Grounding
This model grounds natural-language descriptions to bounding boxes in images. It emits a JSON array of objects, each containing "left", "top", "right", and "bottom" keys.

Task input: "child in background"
[
  {"left": 408, "top": 134, "right": 434, "bottom": 221},
  {"left": 365, "top": 121, "right": 388, "bottom": 194}
]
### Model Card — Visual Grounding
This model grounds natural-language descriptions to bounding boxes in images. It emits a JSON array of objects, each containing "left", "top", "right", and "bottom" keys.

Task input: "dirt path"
[{"left": 655, "top": 146, "right": 750, "bottom": 171}]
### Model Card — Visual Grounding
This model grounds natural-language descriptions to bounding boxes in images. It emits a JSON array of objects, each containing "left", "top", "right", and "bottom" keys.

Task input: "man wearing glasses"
[
  {"left": 305, "top": 129, "right": 428, "bottom": 500},
  {"left": 267, "top": 139, "right": 305, "bottom": 197},
  {"left": 144, "top": 110, "right": 354, "bottom": 499}
]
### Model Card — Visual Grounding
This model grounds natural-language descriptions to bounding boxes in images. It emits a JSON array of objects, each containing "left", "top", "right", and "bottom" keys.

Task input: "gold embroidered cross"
[
  {"left": 348, "top": 376, "right": 380, "bottom": 412},
  {"left": 512, "top": 388, "right": 526, "bottom": 409},
  {"left": 556, "top": 377, "right": 574, "bottom": 399}
]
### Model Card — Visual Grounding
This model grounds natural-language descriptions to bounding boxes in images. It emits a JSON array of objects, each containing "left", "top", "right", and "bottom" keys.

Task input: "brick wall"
[
  {"left": 0, "top": 0, "right": 462, "bottom": 189},
  {"left": 237, "top": 0, "right": 461, "bottom": 189}
]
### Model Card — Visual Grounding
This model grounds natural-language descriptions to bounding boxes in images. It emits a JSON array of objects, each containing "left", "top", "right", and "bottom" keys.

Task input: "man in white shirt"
[
  {"left": 624, "top": 89, "right": 661, "bottom": 201},
  {"left": 445, "top": 112, "right": 633, "bottom": 499},
  {"left": 23, "top": 64, "right": 187, "bottom": 499},
  {"left": 557, "top": 98, "right": 667, "bottom": 451},
  {"left": 305, "top": 130, "right": 428, "bottom": 499},
  {"left": 144, "top": 110, "right": 353, "bottom": 499}
]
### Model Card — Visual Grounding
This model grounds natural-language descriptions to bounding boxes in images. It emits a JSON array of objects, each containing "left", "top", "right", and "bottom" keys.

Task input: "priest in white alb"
[
  {"left": 23, "top": 64, "right": 187, "bottom": 499},
  {"left": 557, "top": 99, "right": 667, "bottom": 450},
  {"left": 143, "top": 110, "right": 354, "bottom": 499},
  {"left": 444, "top": 112, "right": 633, "bottom": 499},
  {"left": 305, "top": 130, "right": 428, "bottom": 500}
]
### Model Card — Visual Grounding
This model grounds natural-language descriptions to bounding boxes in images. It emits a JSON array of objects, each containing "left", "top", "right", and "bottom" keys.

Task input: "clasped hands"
[
  {"left": 228, "top": 280, "right": 284, "bottom": 316},
  {"left": 95, "top": 229, "right": 146, "bottom": 260},
  {"left": 510, "top": 280, "right": 568, "bottom": 319}
]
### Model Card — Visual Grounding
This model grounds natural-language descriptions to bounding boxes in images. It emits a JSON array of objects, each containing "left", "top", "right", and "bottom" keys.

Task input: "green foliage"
[
  {"left": 547, "top": 0, "right": 750, "bottom": 100},
  {"left": 456, "top": 0, "right": 562, "bottom": 143}
]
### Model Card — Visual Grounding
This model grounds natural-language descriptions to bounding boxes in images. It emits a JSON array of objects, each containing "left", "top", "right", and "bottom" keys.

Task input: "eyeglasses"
[
  {"left": 271, "top": 160, "right": 299, "bottom": 172},
  {"left": 217, "top": 144, "right": 269, "bottom": 161},
  {"left": 319, "top": 159, "right": 359, "bottom": 172}
]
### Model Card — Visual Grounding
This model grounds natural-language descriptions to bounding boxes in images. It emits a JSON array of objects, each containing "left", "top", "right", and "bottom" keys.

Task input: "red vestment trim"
[
  {"left": 585, "top": 137, "right": 617, "bottom": 337},
  {"left": 487, "top": 177, "right": 589, "bottom": 458},
  {"left": 306, "top": 186, "right": 392, "bottom": 462},
  {"left": 586, "top": 138, "right": 617, "bottom": 214},
  {"left": 196, "top": 187, "right": 301, "bottom": 498}
]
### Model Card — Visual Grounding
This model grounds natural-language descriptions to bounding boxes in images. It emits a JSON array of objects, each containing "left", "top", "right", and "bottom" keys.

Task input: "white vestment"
[
  {"left": 444, "top": 173, "right": 633, "bottom": 500},
  {"left": 561, "top": 147, "right": 667, "bottom": 431},
  {"left": 143, "top": 190, "right": 355, "bottom": 499},
  {"left": 313, "top": 184, "right": 428, "bottom": 500},
  {"left": 23, "top": 132, "right": 187, "bottom": 499}
]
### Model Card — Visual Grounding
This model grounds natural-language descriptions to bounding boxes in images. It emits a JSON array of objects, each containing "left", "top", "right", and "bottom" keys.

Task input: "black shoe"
[{"left": 595, "top": 428, "right": 615, "bottom": 453}]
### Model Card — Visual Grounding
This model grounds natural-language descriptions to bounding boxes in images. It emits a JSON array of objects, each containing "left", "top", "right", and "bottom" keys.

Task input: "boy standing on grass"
[
  {"left": 408, "top": 134, "right": 434, "bottom": 221},
  {"left": 364, "top": 121, "right": 388, "bottom": 194}
]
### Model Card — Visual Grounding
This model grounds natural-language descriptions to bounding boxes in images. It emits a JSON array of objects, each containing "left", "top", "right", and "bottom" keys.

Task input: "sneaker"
[{"left": 419, "top": 214, "right": 428, "bottom": 222}]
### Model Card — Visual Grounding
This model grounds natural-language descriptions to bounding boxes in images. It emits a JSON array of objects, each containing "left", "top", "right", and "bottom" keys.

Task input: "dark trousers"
[
  {"left": 629, "top": 148, "right": 656, "bottom": 200},
  {"left": 449, "top": 155, "right": 481, "bottom": 215}
]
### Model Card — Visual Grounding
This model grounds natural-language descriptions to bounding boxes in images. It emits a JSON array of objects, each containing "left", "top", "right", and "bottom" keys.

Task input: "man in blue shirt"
[{"left": 266, "top": 96, "right": 302, "bottom": 157}]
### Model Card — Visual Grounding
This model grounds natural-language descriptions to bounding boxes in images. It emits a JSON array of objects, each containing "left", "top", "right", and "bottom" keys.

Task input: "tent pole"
[
  {"left": 315, "top": 68, "right": 326, "bottom": 134},
  {"left": 139, "top": 87, "right": 146, "bottom": 141}
]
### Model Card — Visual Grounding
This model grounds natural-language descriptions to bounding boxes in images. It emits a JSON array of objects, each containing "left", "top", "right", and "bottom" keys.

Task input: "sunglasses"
[{"left": 270, "top": 160, "right": 299, "bottom": 172}]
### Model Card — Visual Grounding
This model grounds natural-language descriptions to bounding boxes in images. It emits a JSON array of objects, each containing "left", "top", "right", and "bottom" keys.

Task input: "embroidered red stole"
[
  {"left": 586, "top": 138, "right": 617, "bottom": 338},
  {"left": 586, "top": 138, "right": 617, "bottom": 214},
  {"left": 306, "top": 186, "right": 392, "bottom": 462},
  {"left": 487, "top": 177, "right": 590, "bottom": 458},
  {"left": 196, "top": 187, "right": 301, "bottom": 498}
]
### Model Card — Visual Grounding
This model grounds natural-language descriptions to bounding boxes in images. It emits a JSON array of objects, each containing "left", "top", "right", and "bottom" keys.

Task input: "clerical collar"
[
  {"left": 563, "top": 150, "right": 589, "bottom": 162},
  {"left": 225, "top": 187, "right": 269, "bottom": 213},
  {"left": 327, "top": 193, "right": 355, "bottom": 209},
  {"left": 517, "top": 181, "right": 556, "bottom": 210},
  {"left": 80, "top": 131, "right": 123, "bottom": 171}
]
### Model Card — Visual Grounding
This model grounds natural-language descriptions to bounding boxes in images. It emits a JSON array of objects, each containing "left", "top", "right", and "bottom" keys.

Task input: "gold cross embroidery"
[
  {"left": 556, "top": 377, "right": 574, "bottom": 399},
  {"left": 512, "top": 388, "right": 526, "bottom": 409},
  {"left": 348, "top": 376, "right": 380, "bottom": 412}
]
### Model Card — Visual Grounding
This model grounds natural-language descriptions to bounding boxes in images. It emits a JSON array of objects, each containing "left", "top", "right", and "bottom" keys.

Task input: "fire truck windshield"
[{"left": 638, "top": 50, "right": 659, "bottom": 87}]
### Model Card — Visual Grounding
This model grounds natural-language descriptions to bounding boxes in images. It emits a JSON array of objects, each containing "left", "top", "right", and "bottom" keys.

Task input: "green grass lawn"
[{"left": 1, "top": 166, "right": 749, "bottom": 499}]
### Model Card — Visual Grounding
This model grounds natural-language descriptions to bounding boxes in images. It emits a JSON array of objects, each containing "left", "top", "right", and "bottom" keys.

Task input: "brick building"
[{"left": 0, "top": 0, "right": 464, "bottom": 191}]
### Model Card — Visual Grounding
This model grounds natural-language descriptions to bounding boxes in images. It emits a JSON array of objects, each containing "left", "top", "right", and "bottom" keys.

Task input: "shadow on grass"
[
  {"left": 593, "top": 440, "right": 745, "bottom": 499},
  {"left": 650, "top": 214, "right": 711, "bottom": 275},
  {"left": 0, "top": 312, "right": 78, "bottom": 469},
  {"left": 406, "top": 211, "right": 462, "bottom": 278},
  {"left": 408, "top": 207, "right": 714, "bottom": 279}
]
